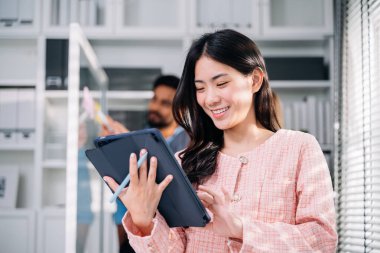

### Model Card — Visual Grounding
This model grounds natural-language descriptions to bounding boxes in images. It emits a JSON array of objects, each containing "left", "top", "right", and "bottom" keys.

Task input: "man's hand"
[{"left": 100, "top": 115, "right": 129, "bottom": 136}]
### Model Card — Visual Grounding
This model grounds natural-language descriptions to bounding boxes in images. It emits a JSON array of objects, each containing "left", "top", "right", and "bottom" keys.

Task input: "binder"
[
  {"left": 59, "top": 0, "right": 70, "bottom": 26},
  {"left": 85, "top": 128, "right": 211, "bottom": 228},
  {"left": 317, "top": 99, "right": 325, "bottom": 144},
  {"left": 284, "top": 103, "right": 293, "bottom": 130},
  {"left": 79, "top": 0, "right": 88, "bottom": 26},
  {"left": 325, "top": 101, "right": 331, "bottom": 145},
  {"left": 231, "top": 0, "right": 252, "bottom": 28},
  {"left": 18, "top": 0, "right": 34, "bottom": 24},
  {"left": 306, "top": 95, "right": 317, "bottom": 137},
  {"left": 16, "top": 89, "right": 35, "bottom": 144},
  {"left": 88, "top": 0, "right": 97, "bottom": 26},
  {"left": 0, "top": 0, "right": 18, "bottom": 23},
  {"left": 0, "top": 89, "right": 18, "bottom": 143}
]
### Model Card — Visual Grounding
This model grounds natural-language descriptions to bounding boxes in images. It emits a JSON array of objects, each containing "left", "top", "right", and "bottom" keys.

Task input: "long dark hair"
[{"left": 173, "top": 29, "right": 280, "bottom": 185}]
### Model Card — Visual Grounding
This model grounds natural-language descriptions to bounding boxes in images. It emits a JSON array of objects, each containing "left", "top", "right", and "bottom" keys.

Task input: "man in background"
[{"left": 102, "top": 75, "right": 189, "bottom": 253}]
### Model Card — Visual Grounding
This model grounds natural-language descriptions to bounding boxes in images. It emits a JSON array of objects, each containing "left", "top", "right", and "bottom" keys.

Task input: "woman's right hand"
[{"left": 104, "top": 150, "right": 173, "bottom": 235}]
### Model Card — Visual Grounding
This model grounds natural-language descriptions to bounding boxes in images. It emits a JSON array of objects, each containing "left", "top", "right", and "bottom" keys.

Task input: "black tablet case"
[{"left": 85, "top": 128, "right": 210, "bottom": 228}]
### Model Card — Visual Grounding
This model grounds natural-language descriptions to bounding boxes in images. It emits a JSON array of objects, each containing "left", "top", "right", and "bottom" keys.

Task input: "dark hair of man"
[
  {"left": 153, "top": 75, "right": 180, "bottom": 90},
  {"left": 173, "top": 29, "right": 280, "bottom": 185}
]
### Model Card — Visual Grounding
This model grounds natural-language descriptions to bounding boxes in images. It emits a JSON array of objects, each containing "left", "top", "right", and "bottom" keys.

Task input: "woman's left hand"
[{"left": 197, "top": 185, "right": 243, "bottom": 240}]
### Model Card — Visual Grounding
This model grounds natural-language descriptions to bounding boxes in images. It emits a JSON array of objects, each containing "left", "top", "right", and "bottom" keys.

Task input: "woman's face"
[{"left": 194, "top": 56, "right": 261, "bottom": 131}]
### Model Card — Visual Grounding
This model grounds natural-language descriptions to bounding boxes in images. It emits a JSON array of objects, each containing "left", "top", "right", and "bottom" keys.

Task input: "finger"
[
  {"left": 200, "top": 200, "right": 210, "bottom": 209},
  {"left": 138, "top": 149, "right": 148, "bottom": 185},
  {"left": 221, "top": 186, "right": 231, "bottom": 203},
  {"left": 157, "top": 175, "right": 173, "bottom": 194},
  {"left": 99, "top": 124, "right": 110, "bottom": 136},
  {"left": 197, "top": 191, "right": 214, "bottom": 205},
  {"left": 113, "top": 121, "right": 129, "bottom": 134},
  {"left": 121, "top": 186, "right": 128, "bottom": 195},
  {"left": 147, "top": 156, "right": 158, "bottom": 184},
  {"left": 200, "top": 199, "right": 214, "bottom": 210},
  {"left": 106, "top": 115, "right": 113, "bottom": 122},
  {"left": 129, "top": 153, "right": 139, "bottom": 186},
  {"left": 103, "top": 176, "right": 120, "bottom": 192},
  {"left": 198, "top": 185, "right": 224, "bottom": 203}
]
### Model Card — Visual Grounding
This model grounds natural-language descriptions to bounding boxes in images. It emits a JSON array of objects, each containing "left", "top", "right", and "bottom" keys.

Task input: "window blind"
[{"left": 336, "top": 0, "right": 380, "bottom": 252}]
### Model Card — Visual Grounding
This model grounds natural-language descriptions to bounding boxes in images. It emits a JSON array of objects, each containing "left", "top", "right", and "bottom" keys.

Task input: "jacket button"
[{"left": 239, "top": 156, "right": 248, "bottom": 165}]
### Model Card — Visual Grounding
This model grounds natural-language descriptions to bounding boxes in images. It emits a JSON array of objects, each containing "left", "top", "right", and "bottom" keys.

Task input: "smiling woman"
[
  {"left": 105, "top": 29, "right": 338, "bottom": 253},
  {"left": 194, "top": 57, "right": 261, "bottom": 131}
]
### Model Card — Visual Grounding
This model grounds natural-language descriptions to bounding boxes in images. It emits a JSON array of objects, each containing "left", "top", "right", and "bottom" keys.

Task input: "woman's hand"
[
  {"left": 104, "top": 150, "right": 173, "bottom": 235},
  {"left": 197, "top": 185, "right": 243, "bottom": 240}
]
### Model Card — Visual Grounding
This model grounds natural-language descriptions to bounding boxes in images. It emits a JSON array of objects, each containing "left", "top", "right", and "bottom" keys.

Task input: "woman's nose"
[{"left": 205, "top": 88, "right": 221, "bottom": 106}]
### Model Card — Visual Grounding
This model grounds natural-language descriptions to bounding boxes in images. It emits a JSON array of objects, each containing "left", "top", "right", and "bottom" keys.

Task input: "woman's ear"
[{"left": 251, "top": 67, "right": 264, "bottom": 93}]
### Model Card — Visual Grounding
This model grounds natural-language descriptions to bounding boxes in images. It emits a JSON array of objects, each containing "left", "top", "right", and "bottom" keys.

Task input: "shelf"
[
  {"left": 42, "top": 160, "right": 101, "bottom": 171},
  {"left": 0, "top": 79, "right": 36, "bottom": 87},
  {"left": 321, "top": 144, "right": 333, "bottom": 152},
  {"left": 42, "top": 160, "right": 66, "bottom": 169},
  {"left": 45, "top": 90, "right": 153, "bottom": 99},
  {"left": 44, "top": 90, "right": 68, "bottom": 99},
  {"left": 41, "top": 207, "right": 66, "bottom": 215},
  {"left": 44, "top": 90, "right": 151, "bottom": 110},
  {"left": 0, "top": 144, "right": 35, "bottom": 151},
  {"left": 0, "top": 29, "right": 39, "bottom": 39},
  {"left": 0, "top": 209, "right": 34, "bottom": 216},
  {"left": 271, "top": 80, "right": 330, "bottom": 89}
]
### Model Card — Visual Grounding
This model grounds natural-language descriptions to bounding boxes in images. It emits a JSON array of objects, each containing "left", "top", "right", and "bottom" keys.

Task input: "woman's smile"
[{"left": 210, "top": 106, "right": 230, "bottom": 119}]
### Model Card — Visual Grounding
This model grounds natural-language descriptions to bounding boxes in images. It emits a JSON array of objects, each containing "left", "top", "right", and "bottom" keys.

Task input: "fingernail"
[
  {"left": 130, "top": 153, "right": 136, "bottom": 159},
  {"left": 140, "top": 149, "right": 147, "bottom": 155},
  {"left": 103, "top": 177, "right": 108, "bottom": 182}
]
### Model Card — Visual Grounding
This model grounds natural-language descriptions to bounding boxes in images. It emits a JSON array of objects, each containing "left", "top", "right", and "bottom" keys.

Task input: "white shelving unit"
[
  {"left": 261, "top": 0, "right": 333, "bottom": 38},
  {"left": 0, "top": 0, "right": 334, "bottom": 252},
  {"left": 42, "top": 0, "right": 114, "bottom": 37},
  {"left": 0, "top": 209, "right": 35, "bottom": 253},
  {"left": 0, "top": 0, "right": 41, "bottom": 37}
]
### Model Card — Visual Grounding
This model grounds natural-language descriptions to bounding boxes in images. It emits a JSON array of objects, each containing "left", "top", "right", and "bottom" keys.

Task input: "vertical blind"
[{"left": 336, "top": 0, "right": 380, "bottom": 252}]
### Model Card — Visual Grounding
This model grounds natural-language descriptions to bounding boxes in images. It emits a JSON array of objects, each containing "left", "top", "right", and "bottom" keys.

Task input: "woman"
[{"left": 104, "top": 29, "right": 337, "bottom": 252}]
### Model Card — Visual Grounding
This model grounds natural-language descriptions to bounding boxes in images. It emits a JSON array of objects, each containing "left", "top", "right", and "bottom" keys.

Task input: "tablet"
[{"left": 85, "top": 128, "right": 211, "bottom": 228}]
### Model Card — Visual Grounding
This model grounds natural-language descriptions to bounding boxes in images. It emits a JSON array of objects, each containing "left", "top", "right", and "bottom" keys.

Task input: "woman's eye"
[
  {"left": 195, "top": 87, "right": 205, "bottom": 92},
  {"left": 217, "top": 81, "right": 228, "bottom": 87}
]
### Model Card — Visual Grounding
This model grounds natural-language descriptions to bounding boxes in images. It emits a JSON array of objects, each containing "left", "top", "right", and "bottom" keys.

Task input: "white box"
[
  {"left": 15, "top": 131, "right": 35, "bottom": 145},
  {"left": 0, "top": 0, "right": 19, "bottom": 22},
  {"left": 16, "top": 89, "right": 35, "bottom": 144},
  {"left": 0, "top": 131, "right": 17, "bottom": 143},
  {"left": 18, "top": 0, "right": 34, "bottom": 24},
  {"left": 0, "top": 89, "right": 18, "bottom": 144},
  {"left": 0, "top": 166, "right": 19, "bottom": 208}
]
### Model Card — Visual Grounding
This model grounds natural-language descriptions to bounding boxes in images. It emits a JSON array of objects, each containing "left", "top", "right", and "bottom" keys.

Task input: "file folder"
[
  {"left": 85, "top": 128, "right": 211, "bottom": 228},
  {"left": 0, "top": 89, "right": 18, "bottom": 143},
  {"left": 16, "top": 88, "right": 35, "bottom": 144}
]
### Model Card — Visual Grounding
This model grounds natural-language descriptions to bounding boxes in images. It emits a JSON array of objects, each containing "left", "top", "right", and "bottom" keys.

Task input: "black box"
[
  {"left": 264, "top": 57, "right": 328, "bottom": 80},
  {"left": 45, "top": 39, "right": 69, "bottom": 90}
]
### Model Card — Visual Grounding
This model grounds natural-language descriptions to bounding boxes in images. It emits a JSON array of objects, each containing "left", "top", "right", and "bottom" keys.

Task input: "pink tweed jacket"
[{"left": 123, "top": 129, "right": 338, "bottom": 252}]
